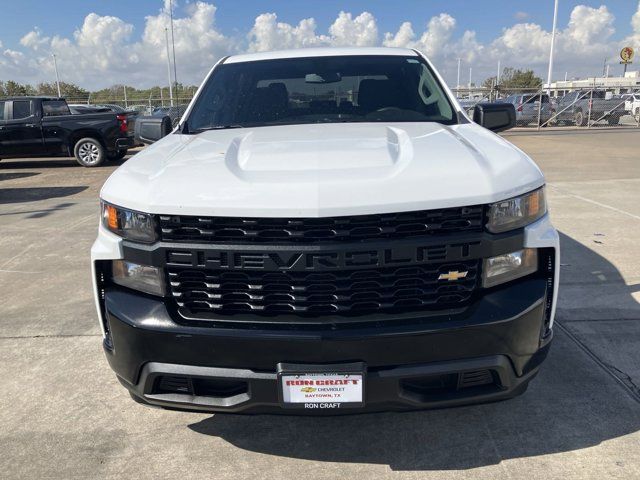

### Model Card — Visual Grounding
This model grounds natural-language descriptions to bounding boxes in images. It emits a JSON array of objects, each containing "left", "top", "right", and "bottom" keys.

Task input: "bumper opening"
[
  {"left": 401, "top": 369, "right": 499, "bottom": 403},
  {"left": 154, "top": 375, "right": 249, "bottom": 398}
]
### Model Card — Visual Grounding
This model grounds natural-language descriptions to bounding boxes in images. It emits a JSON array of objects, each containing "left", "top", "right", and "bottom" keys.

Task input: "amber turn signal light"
[{"left": 105, "top": 204, "right": 119, "bottom": 230}]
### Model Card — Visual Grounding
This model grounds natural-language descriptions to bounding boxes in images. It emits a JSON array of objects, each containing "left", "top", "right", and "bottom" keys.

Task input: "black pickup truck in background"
[{"left": 0, "top": 97, "right": 135, "bottom": 167}]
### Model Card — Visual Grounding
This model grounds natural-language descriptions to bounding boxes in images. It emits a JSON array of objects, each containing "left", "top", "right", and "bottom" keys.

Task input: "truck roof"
[
  {"left": 224, "top": 47, "right": 418, "bottom": 64},
  {"left": 0, "top": 96, "right": 64, "bottom": 101}
]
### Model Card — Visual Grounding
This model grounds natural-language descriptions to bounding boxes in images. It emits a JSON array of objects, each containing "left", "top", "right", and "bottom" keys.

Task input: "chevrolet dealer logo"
[{"left": 438, "top": 270, "right": 468, "bottom": 281}]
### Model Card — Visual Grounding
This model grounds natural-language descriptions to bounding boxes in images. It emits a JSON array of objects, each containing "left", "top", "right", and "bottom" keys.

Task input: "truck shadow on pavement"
[
  {"left": 188, "top": 232, "right": 640, "bottom": 471},
  {"left": 0, "top": 172, "right": 40, "bottom": 182},
  {"left": 0, "top": 155, "right": 130, "bottom": 170},
  {"left": 0, "top": 187, "right": 87, "bottom": 205},
  {"left": 0, "top": 158, "right": 81, "bottom": 169}
]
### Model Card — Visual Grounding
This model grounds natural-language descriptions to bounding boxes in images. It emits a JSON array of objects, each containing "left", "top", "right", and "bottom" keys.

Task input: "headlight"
[
  {"left": 482, "top": 249, "right": 538, "bottom": 288},
  {"left": 111, "top": 260, "right": 165, "bottom": 296},
  {"left": 101, "top": 202, "right": 157, "bottom": 243},
  {"left": 487, "top": 187, "right": 546, "bottom": 233}
]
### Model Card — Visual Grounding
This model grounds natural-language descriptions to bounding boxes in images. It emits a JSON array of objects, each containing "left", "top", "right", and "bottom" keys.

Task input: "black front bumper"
[{"left": 102, "top": 276, "right": 552, "bottom": 414}]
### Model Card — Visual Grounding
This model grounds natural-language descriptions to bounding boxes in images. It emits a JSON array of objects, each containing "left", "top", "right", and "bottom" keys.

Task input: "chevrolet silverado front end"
[{"left": 92, "top": 47, "right": 559, "bottom": 413}]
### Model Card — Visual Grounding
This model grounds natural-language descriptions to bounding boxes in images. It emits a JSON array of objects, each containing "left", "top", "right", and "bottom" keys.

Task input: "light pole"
[
  {"left": 169, "top": 0, "right": 178, "bottom": 97},
  {"left": 52, "top": 53, "right": 62, "bottom": 97},
  {"left": 456, "top": 58, "right": 461, "bottom": 92},
  {"left": 468, "top": 66, "right": 472, "bottom": 99},
  {"left": 165, "top": 28, "right": 174, "bottom": 107},
  {"left": 546, "top": 0, "right": 559, "bottom": 93}
]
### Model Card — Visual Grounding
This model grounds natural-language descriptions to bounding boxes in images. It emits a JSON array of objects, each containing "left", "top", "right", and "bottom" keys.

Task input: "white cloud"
[
  {"left": 248, "top": 13, "right": 328, "bottom": 52},
  {"left": 566, "top": 5, "right": 614, "bottom": 45},
  {"left": 0, "top": 2, "right": 638, "bottom": 89},
  {"left": 624, "top": 2, "right": 640, "bottom": 47},
  {"left": 490, "top": 23, "right": 552, "bottom": 64},
  {"left": 135, "top": 1, "right": 234, "bottom": 83},
  {"left": 20, "top": 28, "right": 50, "bottom": 50},
  {"left": 8, "top": 2, "right": 236, "bottom": 89},
  {"left": 383, "top": 13, "right": 456, "bottom": 58},
  {"left": 634, "top": 2, "right": 640, "bottom": 33},
  {"left": 383, "top": 22, "right": 415, "bottom": 48},
  {"left": 481, "top": 5, "right": 616, "bottom": 80},
  {"left": 247, "top": 11, "right": 378, "bottom": 52},
  {"left": 3, "top": 49, "right": 25, "bottom": 62},
  {"left": 329, "top": 11, "right": 378, "bottom": 47}
]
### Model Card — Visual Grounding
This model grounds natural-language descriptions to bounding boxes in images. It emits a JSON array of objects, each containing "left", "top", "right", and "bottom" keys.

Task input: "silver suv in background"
[{"left": 503, "top": 93, "right": 553, "bottom": 126}]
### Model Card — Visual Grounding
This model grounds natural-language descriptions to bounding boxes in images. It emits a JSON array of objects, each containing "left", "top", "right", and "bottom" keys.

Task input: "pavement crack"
[
  {"left": 605, "top": 364, "right": 640, "bottom": 396},
  {"left": 556, "top": 322, "right": 640, "bottom": 404},
  {"left": 0, "top": 334, "right": 101, "bottom": 340},
  {"left": 556, "top": 317, "right": 640, "bottom": 323}
]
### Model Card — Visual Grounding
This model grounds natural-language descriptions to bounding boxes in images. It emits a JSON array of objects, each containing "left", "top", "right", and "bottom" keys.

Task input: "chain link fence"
[
  {"left": 25, "top": 85, "right": 640, "bottom": 132},
  {"left": 63, "top": 94, "right": 195, "bottom": 114},
  {"left": 59, "top": 94, "right": 194, "bottom": 128},
  {"left": 454, "top": 85, "right": 640, "bottom": 130}
]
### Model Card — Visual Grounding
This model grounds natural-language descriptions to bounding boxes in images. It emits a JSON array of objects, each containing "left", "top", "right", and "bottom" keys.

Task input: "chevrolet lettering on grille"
[{"left": 166, "top": 242, "right": 481, "bottom": 272}]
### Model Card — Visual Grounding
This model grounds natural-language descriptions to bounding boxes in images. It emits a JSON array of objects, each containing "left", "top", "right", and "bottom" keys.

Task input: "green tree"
[
  {"left": 1, "top": 78, "right": 198, "bottom": 104},
  {"left": 36, "top": 82, "right": 89, "bottom": 100},
  {"left": 2, "top": 80, "right": 36, "bottom": 96},
  {"left": 483, "top": 67, "right": 543, "bottom": 90}
]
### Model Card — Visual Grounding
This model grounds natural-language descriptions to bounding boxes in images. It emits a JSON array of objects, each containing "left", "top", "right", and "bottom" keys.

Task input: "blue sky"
[
  {"left": 2, "top": 1, "right": 640, "bottom": 89},
  {"left": 3, "top": 0, "right": 638, "bottom": 48}
]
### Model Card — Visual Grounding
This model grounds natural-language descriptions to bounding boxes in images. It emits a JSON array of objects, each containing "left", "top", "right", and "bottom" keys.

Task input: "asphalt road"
[{"left": 1, "top": 131, "right": 639, "bottom": 479}]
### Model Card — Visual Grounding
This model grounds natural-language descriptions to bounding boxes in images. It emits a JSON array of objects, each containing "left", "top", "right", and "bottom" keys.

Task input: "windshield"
[{"left": 186, "top": 55, "right": 456, "bottom": 131}]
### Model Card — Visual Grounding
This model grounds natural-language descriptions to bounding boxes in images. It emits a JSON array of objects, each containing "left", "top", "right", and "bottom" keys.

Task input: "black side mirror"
[
  {"left": 472, "top": 103, "right": 516, "bottom": 133},
  {"left": 134, "top": 115, "right": 173, "bottom": 145}
]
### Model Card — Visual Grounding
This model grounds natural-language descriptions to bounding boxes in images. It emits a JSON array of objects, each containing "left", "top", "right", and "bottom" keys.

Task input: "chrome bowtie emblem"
[{"left": 438, "top": 270, "right": 468, "bottom": 281}]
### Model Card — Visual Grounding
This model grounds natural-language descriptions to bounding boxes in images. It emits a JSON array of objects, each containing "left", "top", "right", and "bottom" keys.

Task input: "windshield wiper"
[{"left": 196, "top": 124, "right": 245, "bottom": 132}]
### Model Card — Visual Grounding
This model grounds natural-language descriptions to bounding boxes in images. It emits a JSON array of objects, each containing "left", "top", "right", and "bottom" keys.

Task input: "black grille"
[
  {"left": 159, "top": 206, "right": 484, "bottom": 244},
  {"left": 168, "top": 259, "right": 480, "bottom": 319}
]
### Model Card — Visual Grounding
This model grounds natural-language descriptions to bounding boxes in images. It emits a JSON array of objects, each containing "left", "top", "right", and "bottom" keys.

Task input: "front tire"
[
  {"left": 574, "top": 110, "right": 586, "bottom": 126},
  {"left": 107, "top": 149, "right": 128, "bottom": 161},
  {"left": 74, "top": 138, "right": 105, "bottom": 167}
]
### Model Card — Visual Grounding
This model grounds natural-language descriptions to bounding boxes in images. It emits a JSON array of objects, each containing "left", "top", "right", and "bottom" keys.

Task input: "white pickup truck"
[
  {"left": 92, "top": 47, "right": 559, "bottom": 414},
  {"left": 623, "top": 93, "right": 640, "bottom": 121}
]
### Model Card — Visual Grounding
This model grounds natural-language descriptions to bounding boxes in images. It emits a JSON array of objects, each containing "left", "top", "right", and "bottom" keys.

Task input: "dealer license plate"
[{"left": 278, "top": 363, "right": 365, "bottom": 409}]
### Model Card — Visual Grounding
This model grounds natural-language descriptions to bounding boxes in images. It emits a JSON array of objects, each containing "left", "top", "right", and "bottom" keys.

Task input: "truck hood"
[{"left": 101, "top": 122, "right": 544, "bottom": 217}]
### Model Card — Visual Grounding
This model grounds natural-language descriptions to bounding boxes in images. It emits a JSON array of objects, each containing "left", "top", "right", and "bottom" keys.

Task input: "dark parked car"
[
  {"left": 503, "top": 93, "right": 554, "bottom": 126},
  {"left": 153, "top": 104, "right": 188, "bottom": 127},
  {"left": 555, "top": 90, "right": 626, "bottom": 126},
  {"left": 0, "top": 97, "right": 135, "bottom": 166},
  {"left": 68, "top": 104, "right": 113, "bottom": 115},
  {"left": 96, "top": 103, "right": 128, "bottom": 113}
]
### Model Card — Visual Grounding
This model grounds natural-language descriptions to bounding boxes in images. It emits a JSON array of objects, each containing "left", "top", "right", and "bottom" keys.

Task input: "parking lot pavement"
[{"left": 1, "top": 132, "right": 639, "bottom": 479}]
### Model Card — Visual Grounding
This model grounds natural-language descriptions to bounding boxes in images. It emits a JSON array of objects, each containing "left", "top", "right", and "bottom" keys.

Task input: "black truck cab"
[{"left": 0, "top": 97, "right": 135, "bottom": 166}]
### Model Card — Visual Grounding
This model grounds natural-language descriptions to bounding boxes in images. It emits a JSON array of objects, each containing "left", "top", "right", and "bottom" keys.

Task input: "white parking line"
[
  {"left": 547, "top": 183, "right": 640, "bottom": 221},
  {"left": 0, "top": 269, "right": 43, "bottom": 274}
]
